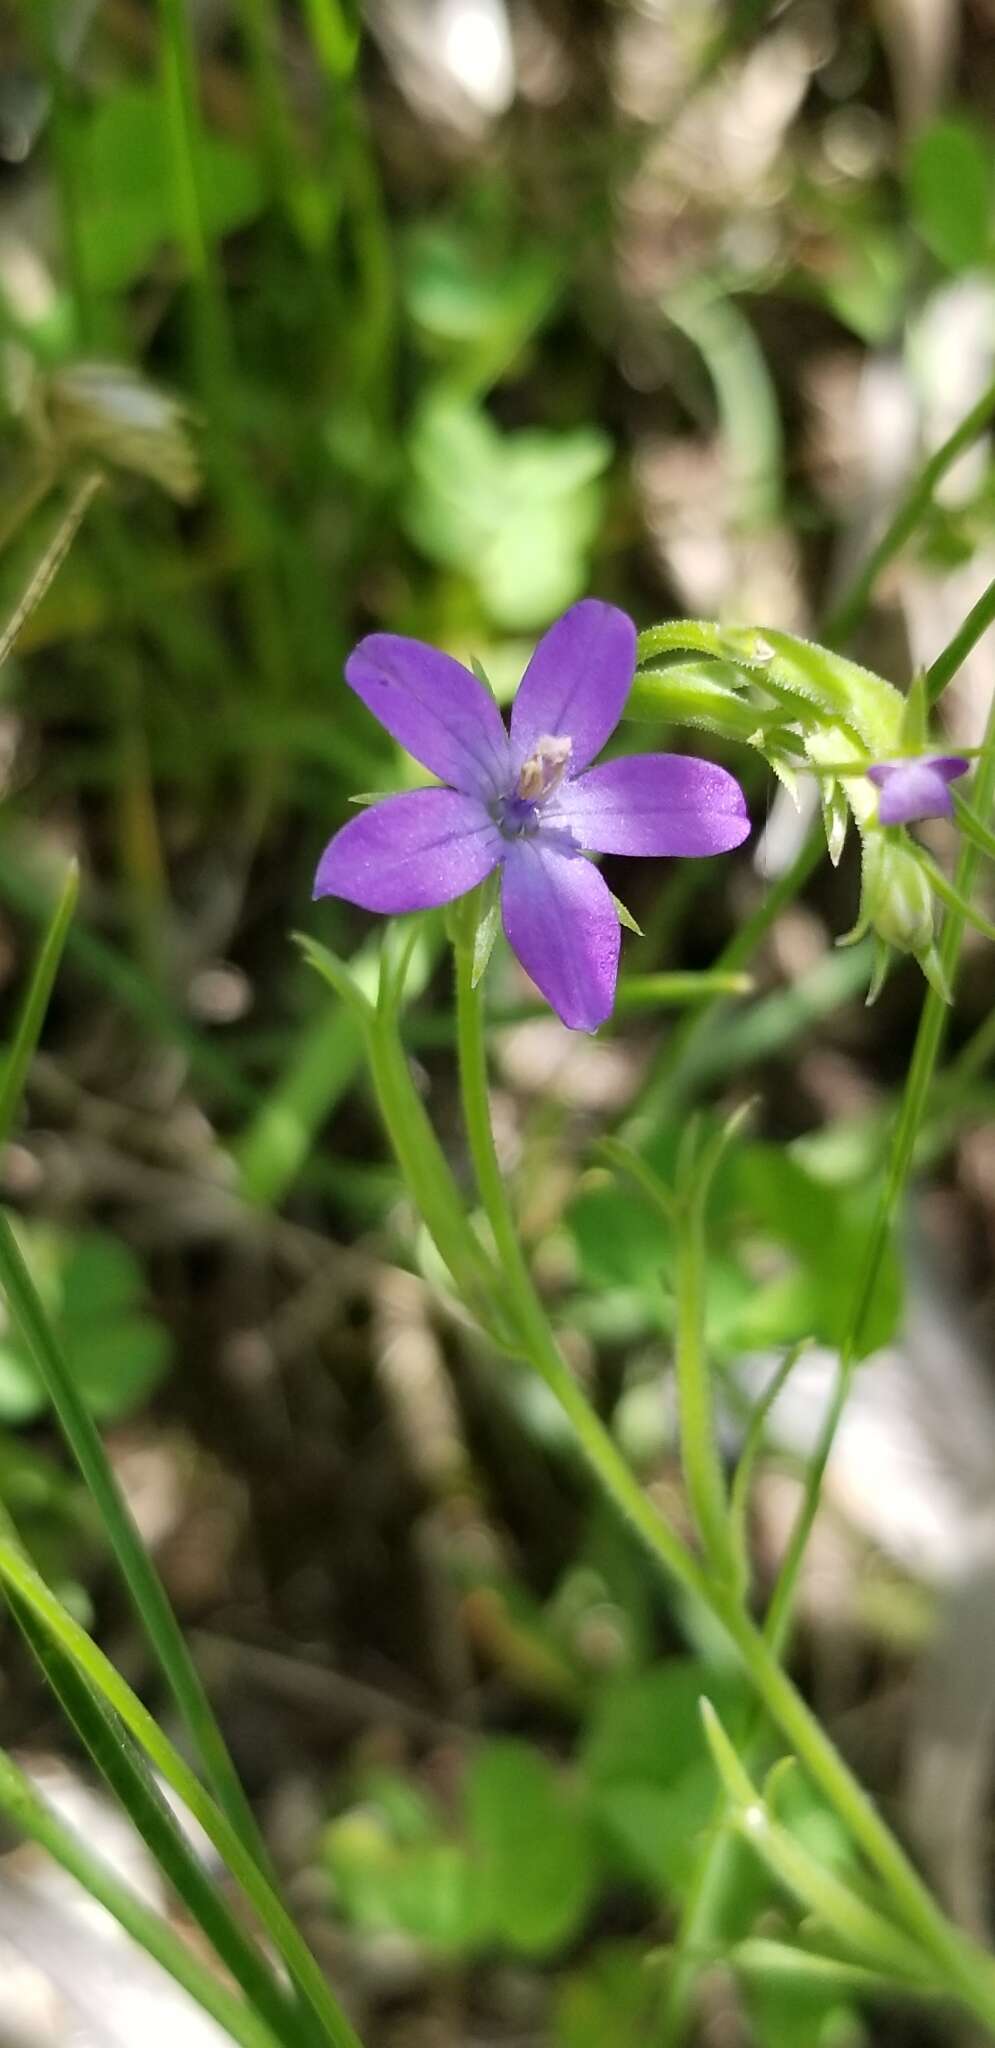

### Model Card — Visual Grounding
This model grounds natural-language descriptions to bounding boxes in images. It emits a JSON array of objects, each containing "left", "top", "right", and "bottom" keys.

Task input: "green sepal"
[
  {"left": 916, "top": 943, "right": 953, "bottom": 1005},
  {"left": 471, "top": 871, "right": 502, "bottom": 988},
  {"left": 767, "top": 752, "right": 801, "bottom": 808},
  {"left": 820, "top": 780, "right": 849, "bottom": 867},
  {"left": 610, "top": 888, "right": 644, "bottom": 937},
  {"left": 900, "top": 670, "right": 929, "bottom": 751},
  {"left": 865, "top": 938, "right": 892, "bottom": 1007},
  {"left": 470, "top": 655, "right": 499, "bottom": 700}
]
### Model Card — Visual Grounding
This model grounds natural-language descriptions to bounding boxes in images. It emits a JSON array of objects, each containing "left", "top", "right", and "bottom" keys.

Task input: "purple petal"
[
  {"left": 346, "top": 634, "right": 510, "bottom": 797},
  {"left": 551, "top": 753, "right": 750, "bottom": 856},
  {"left": 500, "top": 837, "right": 620, "bottom": 1032},
  {"left": 510, "top": 601, "right": 637, "bottom": 776},
  {"left": 868, "top": 756, "right": 969, "bottom": 825},
  {"left": 314, "top": 789, "right": 501, "bottom": 912}
]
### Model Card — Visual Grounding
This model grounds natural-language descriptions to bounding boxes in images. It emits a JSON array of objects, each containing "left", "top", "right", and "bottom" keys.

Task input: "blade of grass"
[
  {"left": 0, "top": 1210, "right": 270, "bottom": 1877},
  {"left": 0, "top": 473, "right": 103, "bottom": 671},
  {"left": 0, "top": 1536, "right": 362, "bottom": 2048},
  {"left": 0, "top": 859, "right": 78, "bottom": 1149},
  {"left": 0, "top": 1741, "right": 282, "bottom": 2048},
  {"left": 4, "top": 1562, "right": 303, "bottom": 2048}
]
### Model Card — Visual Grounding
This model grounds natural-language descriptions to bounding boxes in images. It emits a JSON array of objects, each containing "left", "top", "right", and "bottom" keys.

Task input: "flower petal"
[
  {"left": 551, "top": 753, "right": 750, "bottom": 856},
  {"left": 500, "top": 836, "right": 620, "bottom": 1031},
  {"left": 510, "top": 601, "right": 637, "bottom": 776},
  {"left": 346, "top": 634, "right": 510, "bottom": 797},
  {"left": 868, "top": 756, "right": 969, "bottom": 825},
  {"left": 314, "top": 789, "right": 501, "bottom": 912}
]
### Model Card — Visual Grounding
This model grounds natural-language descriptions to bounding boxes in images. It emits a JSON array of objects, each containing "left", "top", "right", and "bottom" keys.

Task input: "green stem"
[
  {"left": 365, "top": 999, "right": 503, "bottom": 1323},
  {"left": 0, "top": 1213, "right": 270, "bottom": 1876},
  {"left": 0, "top": 1744, "right": 281, "bottom": 2048},
  {"left": 673, "top": 1139, "right": 738, "bottom": 1584},
  {"left": 712, "top": 1600, "right": 995, "bottom": 2022},
  {"left": 769, "top": 678, "right": 995, "bottom": 1644},
  {"left": 659, "top": 682, "right": 995, "bottom": 2043},
  {"left": 646, "top": 375, "right": 995, "bottom": 2045},
  {"left": 453, "top": 931, "right": 711, "bottom": 1603},
  {"left": 5, "top": 1569, "right": 301, "bottom": 2048},
  {"left": 29, "top": 0, "right": 97, "bottom": 345},
  {"left": 926, "top": 571, "right": 995, "bottom": 704},
  {"left": 625, "top": 829, "right": 823, "bottom": 1136},
  {"left": 0, "top": 1539, "right": 362, "bottom": 2048},
  {"left": 446, "top": 930, "right": 995, "bottom": 2029},
  {"left": 0, "top": 465, "right": 56, "bottom": 556},
  {"left": 0, "top": 861, "right": 78, "bottom": 1149},
  {"left": 0, "top": 472, "right": 103, "bottom": 671},
  {"left": 822, "top": 377, "right": 995, "bottom": 648}
]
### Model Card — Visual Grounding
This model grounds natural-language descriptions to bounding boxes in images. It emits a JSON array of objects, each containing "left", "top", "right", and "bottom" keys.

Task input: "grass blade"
[
  {"left": 0, "top": 858, "right": 78, "bottom": 1150},
  {"left": 0, "top": 1537, "right": 362, "bottom": 2048},
  {"left": 4, "top": 1557, "right": 301, "bottom": 2048},
  {"left": 0, "top": 1742, "right": 281, "bottom": 2048},
  {"left": 0, "top": 1210, "right": 268, "bottom": 1873}
]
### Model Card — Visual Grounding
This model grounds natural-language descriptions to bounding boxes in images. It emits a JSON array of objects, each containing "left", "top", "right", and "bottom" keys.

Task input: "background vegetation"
[{"left": 2, "top": 1, "right": 995, "bottom": 2042}]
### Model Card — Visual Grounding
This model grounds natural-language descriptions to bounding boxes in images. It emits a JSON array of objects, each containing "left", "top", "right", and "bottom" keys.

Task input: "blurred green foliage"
[
  {"left": 0, "top": 1217, "right": 171, "bottom": 1425},
  {"left": 2, "top": 1, "right": 995, "bottom": 2041}
]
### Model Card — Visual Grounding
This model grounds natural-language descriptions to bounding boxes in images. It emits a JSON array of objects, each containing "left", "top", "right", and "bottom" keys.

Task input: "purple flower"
[
  {"left": 868, "top": 754, "right": 969, "bottom": 826},
  {"left": 314, "top": 601, "right": 750, "bottom": 1031}
]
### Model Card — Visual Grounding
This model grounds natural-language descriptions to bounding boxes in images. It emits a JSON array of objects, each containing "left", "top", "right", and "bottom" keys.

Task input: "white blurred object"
[
  {"left": 872, "top": 0, "right": 959, "bottom": 134},
  {"left": 0, "top": 1761, "right": 227, "bottom": 2047},
  {"left": 365, "top": 0, "right": 515, "bottom": 135}
]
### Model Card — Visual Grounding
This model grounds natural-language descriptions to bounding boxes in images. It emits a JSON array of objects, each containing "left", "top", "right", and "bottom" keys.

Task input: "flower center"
[
  {"left": 496, "top": 734, "right": 573, "bottom": 838},
  {"left": 516, "top": 733, "right": 572, "bottom": 801}
]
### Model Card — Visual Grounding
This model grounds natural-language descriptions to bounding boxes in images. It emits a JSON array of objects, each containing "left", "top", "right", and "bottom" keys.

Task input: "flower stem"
[
  {"left": 447, "top": 927, "right": 995, "bottom": 2033},
  {"left": 657, "top": 687, "right": 995, "bottom": 2042},
  {"left": 822, "top": 377, "right": 995, "bottom": 648},
  {"left": 452, "top": 927, "right": 711, "bottom": 1604},
  {"left": 673, "top": 1134, "right": 740, "bottom": 1586},
  {"left": 925, "top": 570, "right": 995, "bottom": 705}
]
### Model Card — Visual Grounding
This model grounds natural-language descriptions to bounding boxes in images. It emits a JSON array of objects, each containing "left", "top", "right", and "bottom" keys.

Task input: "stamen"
[{"left": 516, "top": 734, "right": 572, "bottom": 802}]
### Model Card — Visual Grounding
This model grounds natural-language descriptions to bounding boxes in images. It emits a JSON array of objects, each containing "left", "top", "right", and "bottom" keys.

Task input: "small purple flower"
[
  {"left": 868, "top": 754, "right": 969, "bottom": 826},
  {"left": 314, "top": 601, "right": 750, "bottom": 1031}
]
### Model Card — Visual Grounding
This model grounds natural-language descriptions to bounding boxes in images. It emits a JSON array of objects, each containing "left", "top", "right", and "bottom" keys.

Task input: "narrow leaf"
[
  {"left": 0, "top": 1742, "right": 280, "bottom": 2048},
  {"left": 0, "top": 859, "right": 78, "bottom": 1151}
]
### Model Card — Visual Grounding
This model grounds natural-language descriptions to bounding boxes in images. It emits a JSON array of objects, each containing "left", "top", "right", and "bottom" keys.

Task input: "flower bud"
[{"left": 860, "top": 835, "right": 935, "bottom": 957}]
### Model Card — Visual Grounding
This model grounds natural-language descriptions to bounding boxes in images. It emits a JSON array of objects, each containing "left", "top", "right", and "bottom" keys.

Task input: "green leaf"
[
  {"left": 568, "top": 1184, "right": 665, "bottom": 1293},
  {"left": 554, "top": 1942, "right": 657, "bottom": 2048},
  {"left": 404, "top": 397, "right": 611, "bottom": 630},
  {"left": 466, "top": 1740, "right": 596, "bottom": 1956},
  {"left": 582, "top": 1661, "right": 752, "bottom": 1900},
  {"left": 743, "top": 1970, "right": 865, "bottom": 2048},
  {"left": 404, "top": 222, "right": 557, "bottom": 350},
  {"left": 76, "top": 85, "right": 264, "bottom": 295},
  {"left": 325, "top": 1812, "right": 485, "bottom": 1955},
  {"left": 0, "top": 1221, "right": 171, "bottom": 1426},
  {"left": 908, "top": 118, "right": 992, "bottom": 272}
]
